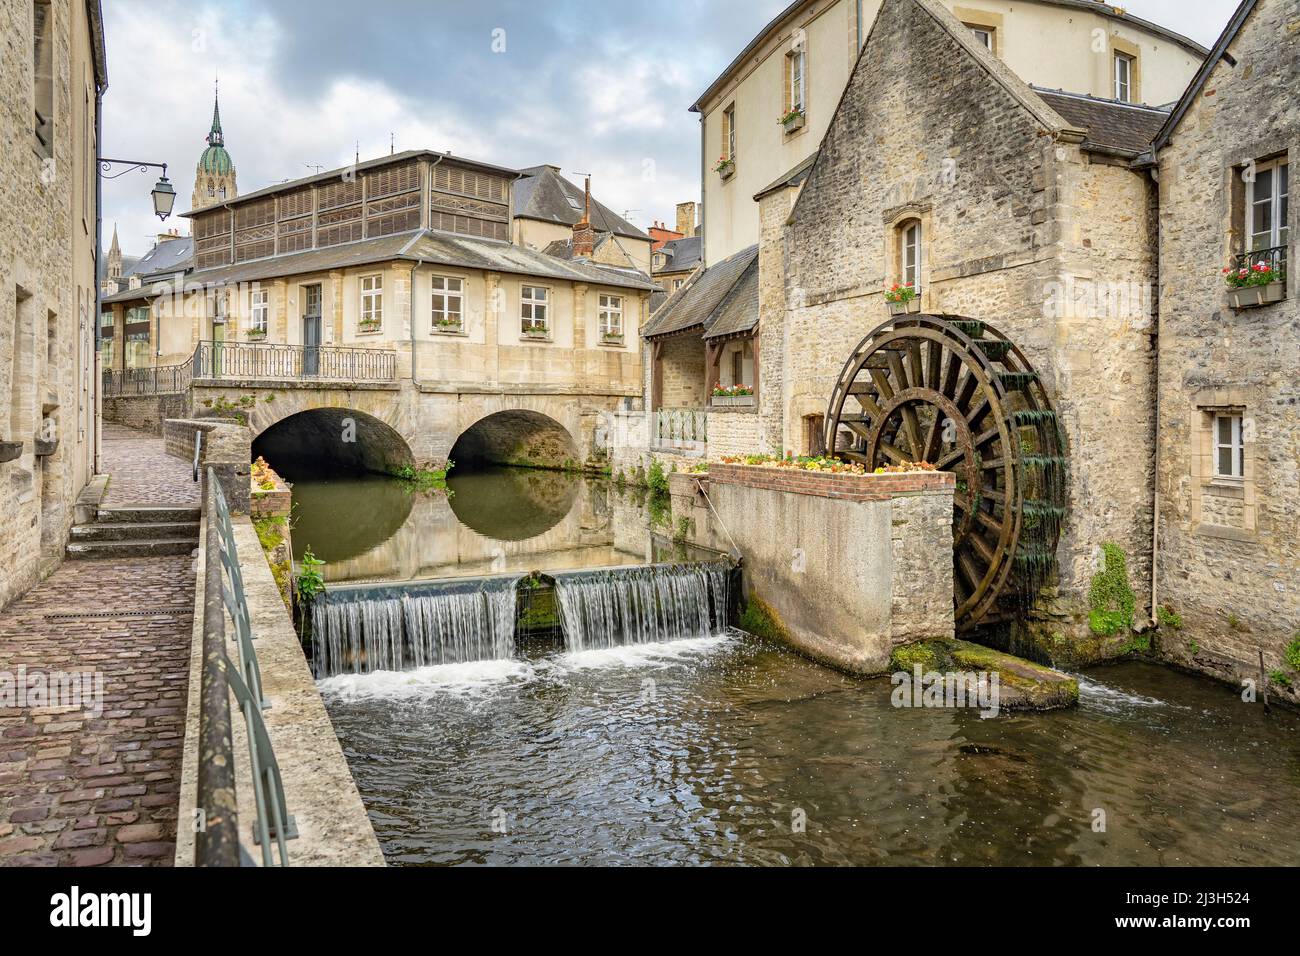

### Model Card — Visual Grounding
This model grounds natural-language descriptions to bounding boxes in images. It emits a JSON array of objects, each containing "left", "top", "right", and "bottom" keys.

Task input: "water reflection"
[{"left": 286, "top": 466, "right": 707, "bottom": 584}]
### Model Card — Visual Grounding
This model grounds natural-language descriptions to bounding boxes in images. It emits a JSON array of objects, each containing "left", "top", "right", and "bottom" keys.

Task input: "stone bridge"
[{"left": 105, "top": 362, "right": 635, "bottom": 474}]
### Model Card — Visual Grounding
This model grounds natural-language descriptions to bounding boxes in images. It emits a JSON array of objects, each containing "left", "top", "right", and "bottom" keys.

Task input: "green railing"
[{"left": 197, "top": 467, "right": 297, "bottom": 866}]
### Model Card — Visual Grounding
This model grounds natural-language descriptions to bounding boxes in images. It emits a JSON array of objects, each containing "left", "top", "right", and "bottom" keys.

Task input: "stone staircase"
[{"left": 66, "top": 506, "right": 201, "bottom": 560}]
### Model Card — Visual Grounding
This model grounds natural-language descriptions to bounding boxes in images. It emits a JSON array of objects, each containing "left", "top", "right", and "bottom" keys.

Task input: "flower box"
[
  {"left": 245, "top": 330, "right": 267, "bottom": 342},
  {"left": 780, "top": 111, "right": 805, "bottom": 133},
  {"left": 522, "top": 327, "right": 550, "bottom": 340},
  {"left": 433, "top": 321, "right": 464, "bottom": 334},
  {"left": 888, "top": 299, "right": 922, "bottom": 316},
  {"left": 711, "top": 394, "right": 755, "bottom": 407},
  {"left": 1227, "top": 281, "right": 1286, "bottom": 309},
  {"left": 600, "top": 334, "right": 625, "bottom": 346},
  {"left": 714, "top": 158, "right": 736, "bottom": 180},
  {"left": 357, "top": 321, "right": 383, "bottom": 334}
]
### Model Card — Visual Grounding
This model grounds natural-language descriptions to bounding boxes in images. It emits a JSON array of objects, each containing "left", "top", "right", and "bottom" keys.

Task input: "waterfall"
[
  {"left": 554, "top": 563, "right": 731, "bottom": 652},
  {"left": 311, "top": 577, "right": 519, "bottom": 678}
]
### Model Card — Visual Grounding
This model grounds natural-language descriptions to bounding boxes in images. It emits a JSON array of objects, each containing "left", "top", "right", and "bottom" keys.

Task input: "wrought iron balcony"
[
  {"left": 102, "top": 360, "right": 193, "bottom": 397},
  {"left": 194, "top": 341, "right": 397, "bottom": 383}
]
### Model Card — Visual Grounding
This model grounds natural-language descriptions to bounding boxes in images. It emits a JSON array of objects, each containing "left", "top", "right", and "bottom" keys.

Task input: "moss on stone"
[
  {"left": 1088, "top": 542, "right": 1135, "bottom": 636},
  {"left": 738, "top": 594, "right": 789, "bottom": 644}
]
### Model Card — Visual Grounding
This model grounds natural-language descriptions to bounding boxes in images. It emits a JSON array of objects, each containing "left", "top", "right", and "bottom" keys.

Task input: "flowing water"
[
  {"left": 321, "top": 641, "right": 1300, "bottom": 866},
  {"left": 281, "top": 464, "right": 1300, "bottom": 866}
]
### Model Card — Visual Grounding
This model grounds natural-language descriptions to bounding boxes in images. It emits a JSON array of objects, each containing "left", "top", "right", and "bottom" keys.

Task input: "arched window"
[
  {"left": 900, "top": 220, "right": 922, "bottom": 291},
  {"left": 207, "top": 178, "right": 215, "bottom": 197}
]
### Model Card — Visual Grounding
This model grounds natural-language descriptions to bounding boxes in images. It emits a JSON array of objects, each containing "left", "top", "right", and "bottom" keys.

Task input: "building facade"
[
  {"left": 1149, "top": 0, "right": 1298, "bottom": 686},
  {"left": 695, "top": 0, "right": 1207, "bottom": 266},
  {"left": 0, "top": 0, "right": 106, "bottom": 609}
]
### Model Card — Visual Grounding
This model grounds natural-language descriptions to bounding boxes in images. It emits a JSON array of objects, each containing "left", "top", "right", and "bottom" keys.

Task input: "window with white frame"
[
  {"left": 1114, "top": 53, "right": 1133, "bottom": 102},
  {"left": 1248, "top": 158, "right": 1290, "bottom": 255},
  {"left": 787, "top": 49, "right": 806, "bottom": 114},
  {"left": 250, "top": 288, "right": 269, "bottom": 332},
  {"left": 432, "top": 275, "right": 464, "bottom": 329},
  {"left": 598, "top": 294, "right": 623, "bottom": 338},
  {"left": 1214, "top": 413, "right": 1244, "bottom": 480},
  {"left": 723, "top": 104, "right": 737, "bottom": 161},
  {"left": 968, "top": 25, "right": 993, "bottom": 50},
  {"left": 901, "top": 221, "right": 922, "bottom": 290},
  {"left": 521, "top": 285, "right": 548, "bottom": 333},
  {"left": 360, "top": 274, "right": 382, "bottom": 328}
]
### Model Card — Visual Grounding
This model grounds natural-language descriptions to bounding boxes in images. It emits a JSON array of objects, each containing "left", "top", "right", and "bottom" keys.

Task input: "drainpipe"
[
  {"left": 93, "top": 79, "right": 106, "bottom": 476},
  {"left": 409, "top": 258, "right": 422, "bottom": 389},
  {"left": 1148, "top": 165, "right": 1162, "bottom": 626}
]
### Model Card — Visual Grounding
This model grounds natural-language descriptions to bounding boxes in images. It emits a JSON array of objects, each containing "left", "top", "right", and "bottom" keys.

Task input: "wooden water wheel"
[{"left": 824, "top": 315, "right": 1068, "bottom": 631}]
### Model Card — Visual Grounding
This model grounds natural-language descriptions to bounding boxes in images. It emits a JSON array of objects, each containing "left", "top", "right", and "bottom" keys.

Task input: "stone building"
[
  {"left": 100, "top": 149, "right": 656, "bottom": 471},
  {"left": 0, "top": 0, "right": 107, "bottom": 610},
  {"left": 1145, "top": 0, "right": 1298, "bottom": 686},
  {"left": 512, "top": 164, "right": 651, "bottom": 274},
  {"left": 694, "top": 0, "right": 1206, "bottom": 268}
]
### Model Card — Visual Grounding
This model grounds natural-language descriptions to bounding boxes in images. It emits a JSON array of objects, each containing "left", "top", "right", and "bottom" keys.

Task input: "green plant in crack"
[{"left": 1088, "top": 542, "right": 1135, "bottom": 637}]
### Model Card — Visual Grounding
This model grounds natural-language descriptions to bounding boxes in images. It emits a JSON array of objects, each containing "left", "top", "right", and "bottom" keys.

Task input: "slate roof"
[
  {"left": 702, "top": 256, "right": 759, "bottom": 340},
  {"left": 754, "top": 152, "right": 820, "bottom": 201},
  {"left": 643, "top": 244, "right": 759, "bottom": 339},
  {"left": 131, "top": 237, "right": 194, "bottom": 280},
  {"left": 515, "top": 166, "right": 648, "bottom": 241},
  {"left": 1034, "top": 89, "right": 1172, "bottom": 156},
  {"left": 653, "top": 235, "right": 703, "bottom": 275}
]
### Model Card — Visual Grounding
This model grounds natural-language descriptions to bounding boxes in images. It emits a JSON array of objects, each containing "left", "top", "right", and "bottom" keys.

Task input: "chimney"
[
  {"left": 571, "top": 176, "right": 596, "bottom": 258},
  {"left": 675, "top": 202, "right": 698, "bottom": 237}
]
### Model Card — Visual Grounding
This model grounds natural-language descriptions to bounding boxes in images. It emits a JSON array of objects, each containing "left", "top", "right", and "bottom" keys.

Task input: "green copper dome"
[{"left": 197, "top": 93, "right": 232, "bottom": 175}]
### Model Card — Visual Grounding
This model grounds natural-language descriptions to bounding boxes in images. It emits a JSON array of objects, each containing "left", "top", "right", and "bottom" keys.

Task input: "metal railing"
[
  {"left": 197, "top": 467, "right": 296, "bottom": 867},
  {"left": 1235, "top": 244, "right": 1288, "bottom": 278},
  {"left": 102, "top": 359, "right": 192, "bottom": 396},
  {"left": 653, "top": 407, "right": 708, "bottom": 451},
  {"left": 194, "top": 340, "right": 397, "bottom": 383}
]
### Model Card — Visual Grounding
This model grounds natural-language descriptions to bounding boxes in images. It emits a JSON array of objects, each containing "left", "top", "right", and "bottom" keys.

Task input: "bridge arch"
[
  {"left": 449, "top": 408, "right": 581, "bottom": 471},
  {"left": 252, "top": 406, "right": 414, "bottom": 476}
]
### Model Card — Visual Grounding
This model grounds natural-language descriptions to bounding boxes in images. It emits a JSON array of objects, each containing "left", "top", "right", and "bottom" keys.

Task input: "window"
[
  {"left": 521, "top": 285, "right": 548, "bottom": 333},
  {"left": 731, "top": 349, "right": 744, "bottom": 386},
  {"left": 967, "top": 25, "right": 994, "bottom": 49},
  {"left": 207, "top": 178, "right": 215, "bottom": 197},
  {"left": 902, "top": 221, "right": 922, "bottom": 290},
  {"left": 360, "top": 274, "right": 382, "bottom": 328},
  {"left": 250, "top": 288, "right": 269, "bottom": 332},
  {"left": 723, "top": 104, "right": 737, "bottom": 161},
  {"left": 598, "top": 294, "right": 623, "bottom": 337},
  {"left": 33, "top": 1, "right": 53, "bottom": 157},
  {"left": 1248, "top": 159, "right": 1290, "bottom": 255},
  {"left": 1214, "top": 414, "right": 1244, "bottom": 480},
  {"left": 786, "top": 49, "right": 806, "bottom": 114},
  {"left": 432, "top": 275, "right": 464, "bottom": 329},
  {"left": 99, "top": 310, "right": 114, "bottom": 329},
  {"left": 673, "top": 279, "right": 684, "bottom": 291},
  {"left": 1114, "top": 53, "right": 1133, "bottom": 102}
]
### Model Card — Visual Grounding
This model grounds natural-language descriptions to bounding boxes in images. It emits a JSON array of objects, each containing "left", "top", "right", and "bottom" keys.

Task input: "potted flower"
[
  {"left": 433, "top": 317, "right": 463, "bottom": 334},
  {"left": 358, "top": 317, "right": 382, "bottom": 334},
  {"left": 601, "top": 330, "right": 625, "bottom": 345},
  {"left": 712, "top": 383, "right": 755, "bottom": 406},
  {"left": 523, "top": 322, "right": 549, "bottom": 340},
  {"left": 713, "top": 155, "right": 736, "bottom": 179},
  {"left": 778, "top": 108, "right": 805, "bottom": 133},
  {"left": 885, "top": 282, "right": 920, "bottom": 315},
  {"left": 246, "top": 327, "right": 267, "bottom": 342},
  {"left": 1224, "top": 259, "right": 1286, "bottom": 308}
]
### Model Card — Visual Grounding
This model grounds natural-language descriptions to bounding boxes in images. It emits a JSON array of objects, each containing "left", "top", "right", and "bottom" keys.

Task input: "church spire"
[
  {"left": 107, "top": 223, "right": 122, "bottom": 281},
  {"left": 207, "top": 77, "right": 224, "bottom": 147}
]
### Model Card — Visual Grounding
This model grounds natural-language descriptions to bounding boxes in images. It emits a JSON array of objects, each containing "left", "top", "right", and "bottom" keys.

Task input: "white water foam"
[
  {"left": 546, "top": 633, "right": 734, "bottom": 673},
  {"left": 1075, "top": 675, "right": 1180, "bottom": 714},
  {"left": 318, "top": 658, "right": 535, "bottom": 702}
]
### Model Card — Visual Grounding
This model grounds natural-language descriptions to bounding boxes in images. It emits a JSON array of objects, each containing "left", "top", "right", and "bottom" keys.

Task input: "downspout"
[
  {"left": 93, "top": 79, "right": 106, "bottom": 475},
  {"left": 1148, "top": 164, "right": 1162, "bottom": 626}
]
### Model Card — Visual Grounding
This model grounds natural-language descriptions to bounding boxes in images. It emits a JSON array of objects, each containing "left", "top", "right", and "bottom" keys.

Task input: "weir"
[{"left": 309, "top": 561, "right": 735, "bottom": 678}]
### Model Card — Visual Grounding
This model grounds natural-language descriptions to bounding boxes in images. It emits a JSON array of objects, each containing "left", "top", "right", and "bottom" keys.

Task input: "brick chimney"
[
  {"left": 571, "top": 176, "right": 596, "bottom": 258},
  {"left": 675, "top": 201, "right": 698, "bottom": 237}
]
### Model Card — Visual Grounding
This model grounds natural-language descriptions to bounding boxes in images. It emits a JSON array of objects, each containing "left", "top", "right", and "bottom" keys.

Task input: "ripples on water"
[{"left": 321, "top": 636, "right": 1300, "bottom": 867}]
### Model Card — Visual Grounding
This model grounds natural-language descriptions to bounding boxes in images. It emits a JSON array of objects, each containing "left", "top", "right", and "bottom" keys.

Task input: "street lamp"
[{"left": 98, "top": 158, "right": 176, "bottom": 221}]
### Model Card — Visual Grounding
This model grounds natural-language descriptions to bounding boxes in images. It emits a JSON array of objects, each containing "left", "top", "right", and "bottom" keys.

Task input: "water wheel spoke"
[
  {"left": 934, "top": 447, "right": 965, "bottom": 471},
  {"left": 870, "top": 368, "right": 895, "bottom": 402},
  {"left": 878, "top": 441, "right": 909, "bottom": 465},
  {"left": 920, "top": 414, "right": 945, "bottom": 464},
  {"left": 837, "top": 448, "right": 872, "bottom": 466},
  {"left": 886, "top": 353, "right": 910, "bottom": 394},
  {"left": 975, "top": 509, "right": 1004, "bottom": 537},
  {"left": 974, "top": 427, "right": 1001, "bottom": 450},
  {"left": 941, "top": 353, "right": 962, "bottom": 400},
  {"left": 898, "top": 406, "right": 924, "bottom": 461},
  {"left": 907, "top": 342, "right": 924, "bottom": 390},
  {"left": 967, "top": 529, "right": 997, "bottom": 567},
  {"left": 926, "top": 341, "right": 943, "bottom": 391}
]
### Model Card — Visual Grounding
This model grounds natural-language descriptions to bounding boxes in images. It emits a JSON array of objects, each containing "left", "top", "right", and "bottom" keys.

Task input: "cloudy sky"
[{"left": 101, "top": 0, "right": 1239, "bottom": 259}]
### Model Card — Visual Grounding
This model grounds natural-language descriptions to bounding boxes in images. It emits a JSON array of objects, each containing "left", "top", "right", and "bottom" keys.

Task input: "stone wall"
[
  {"left": 657, "top": 334, "right": 707, "bottom": 408},
  {"left": 706, "top": 408, "right": 762, "bottom": 459},
  {"left": 164, "top": 419, "right": 251, "bottom": 515},
  {"left": 772, "top": 0, "right": 1159, "bottom": 650},
  {"left": 0, "top": 1, "right": 101, "bottom": 611},
  {"left": 672, "top": 464, "right": 954, "bottom": 673},
  {"left": 1154, "top": 0, "right": 1300, "bottom": 690},
  {"left": 103, "top": 392, "right": 192, "bottom": 436}
]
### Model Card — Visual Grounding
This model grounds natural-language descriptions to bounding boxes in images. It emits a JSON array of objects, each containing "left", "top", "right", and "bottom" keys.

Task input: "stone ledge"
[
  {"left": 709, "top": 463, "right": 954, "bottom": 502},
  {"left": 192, "top": 378, "right": 401, "bottom": 392}
]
